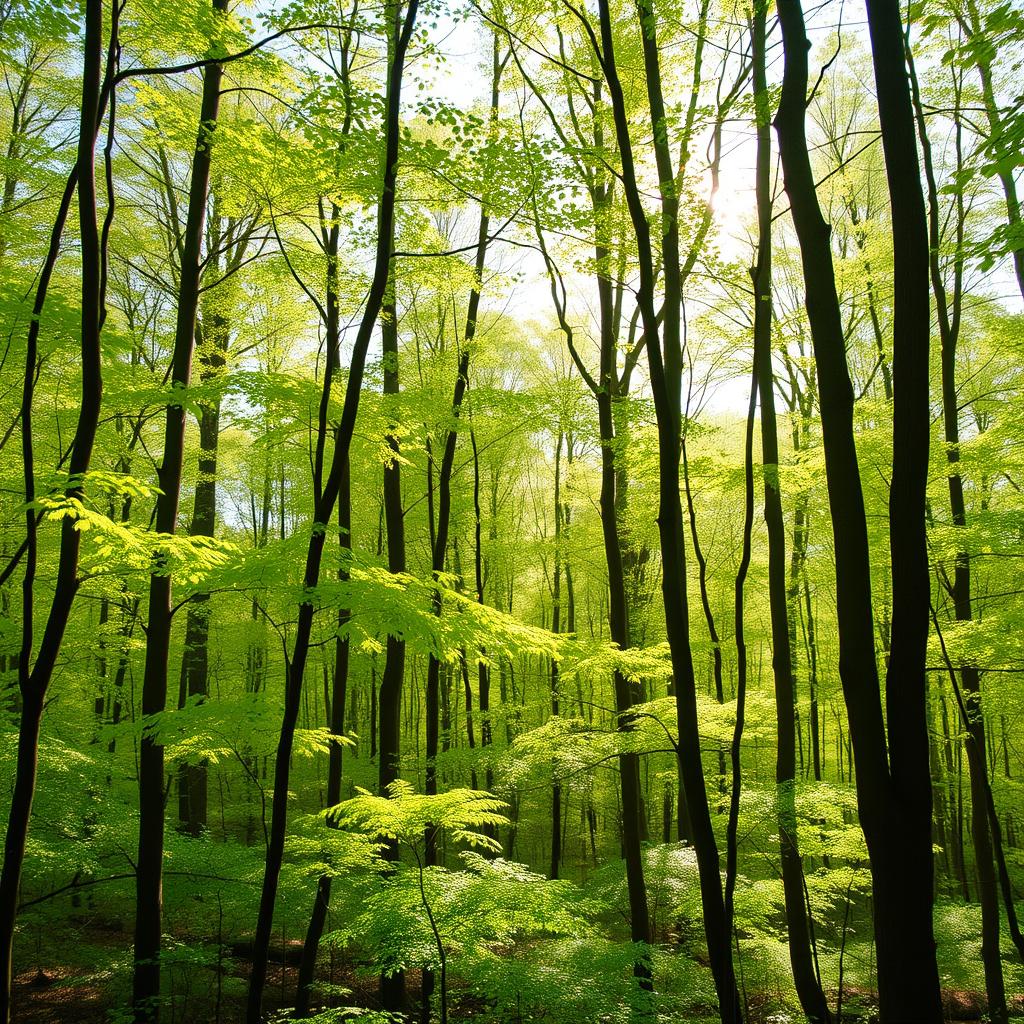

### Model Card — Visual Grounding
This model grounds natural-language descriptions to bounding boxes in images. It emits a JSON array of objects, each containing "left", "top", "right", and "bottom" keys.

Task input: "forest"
[{"left": 0, "top": 0, "right": 1022, "bottom": 1021}]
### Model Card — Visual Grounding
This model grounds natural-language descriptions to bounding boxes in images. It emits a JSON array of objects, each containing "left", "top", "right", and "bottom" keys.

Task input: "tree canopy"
[{"left": 1, "top": 1, "right": 1023, "bottom": 1022}]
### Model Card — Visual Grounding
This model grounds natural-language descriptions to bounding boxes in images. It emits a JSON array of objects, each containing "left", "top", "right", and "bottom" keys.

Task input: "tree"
[
  {"left": 0, "top": 3, "right": 105, "bottom": 1017},
  {"left": 245, "top": 1, "right": 420, "bottom": 1017},
  {"left": 5, "top": 2, "right": 1024, "bottom": 1021},
  {"left": 750, "top": 5, "right": 830, "bottom": 1020},
  {"left": 775, "top": 0, "right": 941, "bottom": 1017},
  {"left": 133, "top": 6, "right": 230, "bottom": 1017},
  {"left": 590, "top": 0, "right": 743, "bottom": 1014}
]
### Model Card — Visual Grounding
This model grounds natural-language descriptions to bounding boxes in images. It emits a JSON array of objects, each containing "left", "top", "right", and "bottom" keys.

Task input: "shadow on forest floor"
[
  {"left": 10, "top": 961, "right": 1024, "bottom": 1022},
  {"left": 11, "top": 956, "right": 404, "bottom": 1024}
]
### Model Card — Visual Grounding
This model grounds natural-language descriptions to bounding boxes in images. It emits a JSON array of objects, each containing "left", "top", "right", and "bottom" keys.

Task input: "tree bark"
[
  {"left": 0, "top": 4, "right": 105, "bottom": 1019},
  {"left": 959, "top": 0, "right": 1024, "bottom": 302},
  {"left": 534, "top": 64, "right": 653, "bottom": 964},
  {"left": 470, "top": 428, "right": 494, "bottom": 801},
  {"left": 245, "top": 3, "right": 419, "bottom": 1017},
  {"left": 594, "top": 274, "right": 653, "bottom": 977},
  {"left": 377, "top": 290, "right": 409, "bottom": 1013},
  {"left": 591, "top": 0, "right": 741, "bottom": 1013},
  {"left": 751, "top": 7, "right": 830, "bottom": 1018},
  {"left": 133, "top": 6, "right": 228, "bottom": 1017},
  {"left": 549, "top": 431, "right": 564, "bottom": 882},
  {"left": 423, "top": 53, "right": 497, "bottom": 862},
  {"left": 907, "top": 33, "right": 1008, "bottom": 1022},
  {"left": 867, "top": 3, "right": 942, "bottom": 1016},
  {"left": 175, "top": 305, "right": 227, "bottom": 835},
  {"left": 294, "top": 205, "right": 350, "bottom": 1017},
  {"left": 775, "top": 2, "right": 941, "bottom": 1017}
]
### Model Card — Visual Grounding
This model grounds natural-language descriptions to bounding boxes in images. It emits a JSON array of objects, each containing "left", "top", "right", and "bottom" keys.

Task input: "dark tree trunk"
[
  {"left": 245, "top": 4, "right": 419, "bottom": 1017},
  {"left": 294, "top": 453, "right": 351, "bottom": 1018},
  {"left": 775, "top": 2, "right": 941, "bottom": 1017},
  {"left": 960, "top": 0, "right": 1024, "bottom": 302},
  {"left": 907, "top": 35, "right": 1008, "bottom": 1021},
  {"left": 294, "top": 204, "right": 350, "bottom": 1016},
  {"left": 423, "top": 77, "right": 495, "bottom": 866},
  {"left": 0, "top": 4, "right": 106, "bottom": 1020},
  {"left": 176, "top": 306, "right": 227, "bottom": 835},
  {"left": 377, "top": 293, "right": 405, "bottom": 800},
  {"left": 594, "top": 310, "right": 652, "bottom": 976},
  {"left": 866, "top": 3, "right": 942, "bottom": 1017},
  {"left": 723, "top": 357, "right": 756, "bottom": 999},
  {"left": 549, "top": 432, "right": 563, "bottom": 882},
  {"left": 377, "top": 292, "right": 408, "bottom": 1013},
  {"left": 751, "top": 8, "right": 830, "bottom": 1018},
  {"left": 133, "top": 7, "right": 228, "bottom": 1017},
  {"left": 470, "top": 432, "right": 493, "bottom": 800},
  {"left": 587, "top": 0, "right": 741, "bottom": 1013},
  {"left": 681, "top": 432, "right": 727, "bottom": 805},
  {"left": 539, "top": 69, "right": 653, "bottom": 964}
]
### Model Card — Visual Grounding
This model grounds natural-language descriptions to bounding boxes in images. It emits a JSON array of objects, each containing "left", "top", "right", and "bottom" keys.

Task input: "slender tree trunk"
[
  {"left": 423, "top": 55, "right": 497, "bottom": 872},
  {"left": 776, "top": 2, "right": 941, "bottom": 1017},
  {"left": 294, "top": 219, "right": 350, "bottom": 1017},
  {"left": 907, "top": 37, "right": 1008, "bottom": 1021},
  {"left": 786, "top": 488, "right": 808, "bottom": 778},
  {"left": 845, "top": 199, "right": 893, "bottom": 402},
  {"left": 470, "top": 431, "right": 494, "bottom": 801},
  {"left": 528, "top": 62, "right": 651, "bottom": 940},
  {"left": 961, "top": 0, "right": 1024, "bottom": 303},
  {"left": 939, "top": 685, "right": 970, "bottom": 898},
  {"left": 723, "top": 357, "right": 756, "bottom": 1002},
  {"left": 682, "top": 432, "right": 727, "bottom": 805},
  {"left": 595, "top": 334, "right": 652, "bottom": 976},
  {"left": 801, "top": 568, "right": 821, "bottom": 782},
  {"left": 377, "top": 290, "right": 408, "bottom": 1013},
  {"left": 593, "top": 0, "right": 741, "bottom": 1012},
  {"left": 245, "top": 4, "right": 419, "bottom": 1017},
  {"left": 294, "top": 462, "right": 351, "bottom": 1017},
  {"left": 751, "top": 7, "right": 830, "bottom": 1018},
  {"left": 176, "top": 308, "right": 227, "bottom": 834},
  {"left": 0, "top": 6, "right": 105, "bottom": 1017},
  {"left": 549, "top": 432, "right": 563, "bottom": 882},
  {"left": 132, "top": 10, "right": 227, "bottom": 1015}
]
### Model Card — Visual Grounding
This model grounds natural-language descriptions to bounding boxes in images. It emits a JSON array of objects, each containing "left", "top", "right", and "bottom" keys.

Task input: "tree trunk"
[
  {"left": 377, "top": 291, "right": 408, "bottom": 1013},
  {"left": 133, "top": 7, "right": 228, "bottom": 1017},
  {"left": 775, "top": 2, "right": 941, "bottom": 1017},
  {"left": 294, "top": 454, "right": 351, "bottom": 1018},
  {"left": 960, "top": 0, "right": 1024, "bottom": 302},
  {"left": 587, "top": 0, "right": 741, "bottom": 1012},
  {"left": 907, "top": 34, "right": 1008, "bottom": 1021},
  {"left": 723, "top": 358, "right": 756, "bottom": 1007},
  {"left": 245, "top": 4, "right": 419, "bottom": 1017},
  {"left": 549, "top": 431, "right": 563, "bottom": 882},
  {"left": 595, "top": 342, "right": 652, "bottom": 975},
  {"left": 423, "top": 66, "right": 496, "bottom": 868},
  {"left": 681, "top": 431, "right": 727, "bottom": 805},
  {"left": 470, "top": 430, "right": 494, "bottom": 800},
  {"left": 751, "top": 6, "right": 830, "bottom": 1018},
  {"left": 176, "top": 305, "right": 227, "bottom": 835},
  {"left": 293, "top": 207, "right": 349, "bottom": 1017},
  {"left": 867, "top": 3, "right": 942, "bottom": 1016},
  {"left": 545, "top": 82, "right": 654, "bottom": 962},
  {"left": 0, "top": 5, "right": 105, "bottom": 1017}
]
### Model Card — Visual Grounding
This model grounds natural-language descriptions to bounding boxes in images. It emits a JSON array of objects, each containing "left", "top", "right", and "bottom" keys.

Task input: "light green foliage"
[
  {"left": 1, "top": 0, "right": 1022, "bottom": 1020},
  {"left": 329, "top": 781, "right": 508, "bottom": 854}
]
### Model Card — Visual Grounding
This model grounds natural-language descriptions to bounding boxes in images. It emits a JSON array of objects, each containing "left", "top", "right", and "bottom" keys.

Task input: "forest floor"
[
  {"left": 11, "top": 966, "right": 107, "bottom": 1023},
  {"left": 9, "top": 955, "right": 1022, "bottom": 1022},
  {"left": 11, "top": 954, "right": 420, "bottom": 1023}
]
